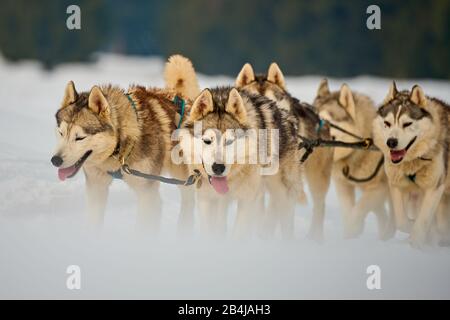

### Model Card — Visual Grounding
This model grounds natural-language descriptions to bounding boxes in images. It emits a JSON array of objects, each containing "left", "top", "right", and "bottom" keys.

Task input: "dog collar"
[{"left": 173, "top": 95, "right": 186, "bottom": 128}]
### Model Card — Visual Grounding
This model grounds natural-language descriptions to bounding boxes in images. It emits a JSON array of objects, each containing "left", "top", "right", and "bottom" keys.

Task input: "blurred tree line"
[{"left": 0, "top": 0, "right": 449, "bottom": 78}]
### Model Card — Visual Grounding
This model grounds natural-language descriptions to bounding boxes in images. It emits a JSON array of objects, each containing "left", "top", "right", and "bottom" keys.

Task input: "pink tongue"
[
  {"left": 58, "top": 166, "right": 77, "bottom": 181},
  {"left": 210, "top": 176, "right": 229, "bottom": 194},
  {"left": 390, "top": 150, "right": 406, "bottom": 162}
]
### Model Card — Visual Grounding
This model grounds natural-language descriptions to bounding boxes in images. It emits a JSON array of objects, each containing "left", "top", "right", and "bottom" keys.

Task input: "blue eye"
[{"left": 225, "top": 139, "right": 234, "bottom": 146}]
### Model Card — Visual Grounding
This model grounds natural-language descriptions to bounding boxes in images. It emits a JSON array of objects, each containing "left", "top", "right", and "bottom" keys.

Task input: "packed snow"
[{"left": 0, "top": 53, "right": 449, "bottom": 299}]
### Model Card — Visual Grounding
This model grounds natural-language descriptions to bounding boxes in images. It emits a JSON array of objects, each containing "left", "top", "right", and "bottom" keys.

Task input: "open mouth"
[
  {"left": 207, "top": 175, "right": 229, "bottom": 195},
  {"left": 389, "top": 137, "right": 417, "bottom": 164},
  {"left": 58, "top": 150, "right": 92, "bottom": 181}
]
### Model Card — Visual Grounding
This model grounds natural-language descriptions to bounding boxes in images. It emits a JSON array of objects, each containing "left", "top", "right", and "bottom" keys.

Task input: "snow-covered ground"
[{"left": 0, "top": 53, "right": 449, "bottom": 299}]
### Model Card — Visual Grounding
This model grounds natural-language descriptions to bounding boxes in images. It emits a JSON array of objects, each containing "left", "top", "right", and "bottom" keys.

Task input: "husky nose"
[
  {"left": 387, "top": 138, "right": 398, "bottom": 149},
  {"left": 51, "top": 155, "right": 63, "bottom": 167},
  {"left": 212, "top": 163, "right": 225, "bottom": 175}
]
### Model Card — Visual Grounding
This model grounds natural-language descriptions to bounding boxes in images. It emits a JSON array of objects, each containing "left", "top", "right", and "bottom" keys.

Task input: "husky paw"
[
  {"left": 397, "top": 220, "right": 414, "bottom": 233},
  {"left": 378, "top": 221, "right": 396, "bottom": 241},
  {"left": 343, "top": 223, "right": 364, "bottom": 239},
  {"left": 408, "top": 229, "right": 428, "bottom": 249},
  {"left": 306, "top": 229, "right": 324, "bottom": 244}
]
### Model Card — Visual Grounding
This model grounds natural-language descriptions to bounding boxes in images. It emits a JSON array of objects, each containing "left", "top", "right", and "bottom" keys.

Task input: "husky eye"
[
  {"left": 224, "top": 139, "right": 234, "bottom": 146},
  {"left": 203, "top": 138, "right": 212, "bottom": 145},
  {"left": 75, "top": 136, "right": 87, "bottom": 141},
  {"left": 384, "top": 121, "right": 391, "bottom": 128},
  {"left": 403, "top": 122, "right": 413, "bottom": 128}
]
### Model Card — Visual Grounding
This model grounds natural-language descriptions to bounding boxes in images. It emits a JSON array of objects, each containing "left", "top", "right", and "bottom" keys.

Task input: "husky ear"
[
  {"left": 226, "top": 88, "right": 247, "bottom": 123},
  {"left": 267, "top": 63, "right": 286, "bottom": 89},
  {"left": 61, "top": 81, "right": 78, "bottom": 107},
  {"left": 383, "top": 81, "right": 398, "bottom": 104},
  {"left": 88, "top": 86, "right": 110, "bottom": 116},
  {"left": 339, "top": 84, "right": 356, "bottom": 120},
  {"left": 235, "top": 63, "right": 255, "bottom": 88},
  {"left": 189, "top": 89, "right": 214, "bottom": 121},
  {"left": 410, "top": 85, "right": 427, "bottom": 107},
  {"left": 317, "top": 79, "right": 330, "bottom": 97}
]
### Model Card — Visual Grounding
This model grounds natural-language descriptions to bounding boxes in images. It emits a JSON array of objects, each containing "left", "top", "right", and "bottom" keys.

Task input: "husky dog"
[
  {"left": 51, "top": 56, "right": 199, "bottom": 231},
  {"left": 313, "top": 79, "right": 395, "bottom": 239},
  {"left": 373, "top": 83, "right": 450, "bottom": 247},
  {"left": 175, "top": 86, "right": 304, "bottom": 239},
  {"left": 235, "top": 63, "right": 333, "bottom": 242}
]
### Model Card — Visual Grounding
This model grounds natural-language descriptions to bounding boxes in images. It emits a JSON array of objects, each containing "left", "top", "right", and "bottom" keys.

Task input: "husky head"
[
  {"left": 313, "top": 79, "right": 369, "bottom": 161},
  {"left": 235, "top": 63, "right": 292, "bottom": 111},
  {"left": 51, "top": 82, "right": 116, "bottom": 181},
  {"left": 180, "top": 87, "right": 252, "bottom": 195},
  {"left": 373, "top": 83, "right": 433, "bottom": 164}
]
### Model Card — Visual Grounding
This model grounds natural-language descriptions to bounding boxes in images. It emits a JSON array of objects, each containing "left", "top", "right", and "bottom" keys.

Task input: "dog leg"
[
  {"left": 197, "top": 192, "right": 228, "bottom": 238},
  {"left": 305, "top": 163, "right": 331, "bottom": 243},
  {"left": 233, "top": 187, "right": 264, "bottom": 240},
  {"left": 375, "top": 200, "right": 396, "bottom": 240},
  {"left": 436, "top": 195, "right": 450, "bottom": 246},
  {"left": 335, "top": 179, "right": 355, "bottom": 237},
  {"left": 135, "top": 183, "right": 162, "bottom": 234},
  {"left": 279, "top": 197, "right": 296, "bottom": 240},
  {"left": 346, "top": 187, "right": 386, "bottom": 239},
  {"left": 410, "top": 185, "right": 445, "bottom": 248},
  {"left": 390, "top": 186, "right": 413, "bottom": 233},
  {"left": 213, "top": 197, "right": 229, "bottom": 238},
  {"left": 84, "top": 168, "right": 112, "bottom": 230},
  {"left": 176, "top": 186, "right": 196, "bottom": 238},
  {"left": 260, "top": 195, "right": 279, "bottom": 239}
]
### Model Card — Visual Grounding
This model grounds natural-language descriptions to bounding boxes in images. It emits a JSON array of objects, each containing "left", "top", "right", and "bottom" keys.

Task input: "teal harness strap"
[
  {"left": 317, "top": 118, "right": 326, "bottom": 133},
  {"left": 108, "top": 169, "right": 124, "bottom": 180},
  {"left": 126, "top": 93, "right": 137, "bottom": 111},
  {"left": 173, "top": 96, "right": 186, "bottom": 128}
]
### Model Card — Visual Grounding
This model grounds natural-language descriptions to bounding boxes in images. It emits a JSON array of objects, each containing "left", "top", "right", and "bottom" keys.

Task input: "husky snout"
[
  {"left": 386, "top": 138, "right": 398, "bottom": 149},
  {"left": 51, "top": 155, "right": 63, "bottom": 167},
  {"left": 212, "top": 163, "right": 226, "bottom": 175}
]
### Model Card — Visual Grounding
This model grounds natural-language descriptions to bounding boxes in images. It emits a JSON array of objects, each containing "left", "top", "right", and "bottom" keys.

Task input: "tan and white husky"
[
  {"left": 373, "top": 83, "right": 450, "bottom": 247},
  {"left": 51, "top": 55, "right": 199, "bottom": 233},
  {"left": 235, "top": 63, "right": 333, "bottom": 242},
  {"left": 314, "top": 79, "right": 395, "bottom": 240},
  {"left": 173, "top": 86, "right": 304, "bottom": 239}
]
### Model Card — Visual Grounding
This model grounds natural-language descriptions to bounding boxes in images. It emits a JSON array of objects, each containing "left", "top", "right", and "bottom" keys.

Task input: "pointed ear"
[
  {"left": 226, "top": 88, "right": 247, "bottom": 123},
  {"left": 317, "top": 78, "right": 330, "bottom": 97},
  {"left": 383, "top": 81, "right": 398, "bottom": 104},
  {"left": 235, "top": 63, "right": 255, "bottom": 87},
  {"left": 61, "top": 81, "right": 78, "bottom": 107},
  {"left": 88, "top": 86, "right": 110, "bottom": 116},
  {"left": 339, "top": 84, "right": 356, "bottom": 120},
  {"left": 267, "top": 62, "right": 285, "bottom": 89},
  {"left": 189, "top": 89, "right": 214, "bottom": 121},
  {"left": 410, "top": 85, "right": 427, "bottom": 107}
]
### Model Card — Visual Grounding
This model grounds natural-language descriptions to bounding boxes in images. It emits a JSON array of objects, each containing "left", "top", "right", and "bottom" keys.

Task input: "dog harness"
[
  {"left": 106, "top": 94, "right": 200, "bottom": 186},
  {"left": 173, "top": 95, "right": 186, "bottom": 128}
]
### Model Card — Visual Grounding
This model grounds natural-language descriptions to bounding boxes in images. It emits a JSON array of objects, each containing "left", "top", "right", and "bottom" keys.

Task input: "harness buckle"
[
  {"left": 364, "top": 138, "right": 373, "bottom": 149},
  {"left": 122, "top": 164, "right": 132, "bottom": 175}
]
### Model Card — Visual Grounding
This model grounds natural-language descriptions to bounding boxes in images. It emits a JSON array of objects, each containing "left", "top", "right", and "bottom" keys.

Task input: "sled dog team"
[{"left": 51, "top": 55, "right": 450, "bottom": 248}]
